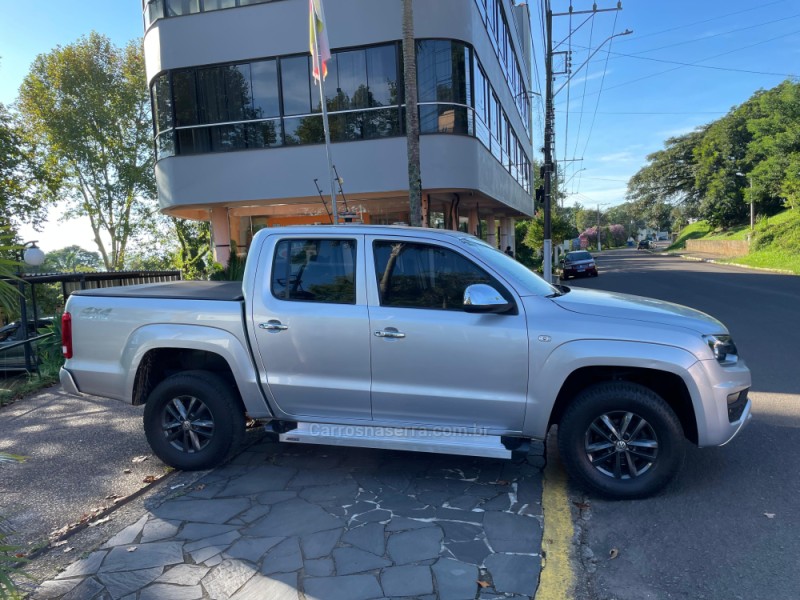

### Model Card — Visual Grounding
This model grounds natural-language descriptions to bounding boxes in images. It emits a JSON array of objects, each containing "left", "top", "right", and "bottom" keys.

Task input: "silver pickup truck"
[{"left": 60, "top": 226, "right": 751, "bottom": 499}]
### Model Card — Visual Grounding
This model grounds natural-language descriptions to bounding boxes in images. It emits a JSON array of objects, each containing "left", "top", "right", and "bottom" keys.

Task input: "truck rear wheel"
[
  {"left": 558, "top": 382, "right": 685, "bottom": 499},
  {"left": 143, "top": 370, "right": 245, "bottom": 470}
]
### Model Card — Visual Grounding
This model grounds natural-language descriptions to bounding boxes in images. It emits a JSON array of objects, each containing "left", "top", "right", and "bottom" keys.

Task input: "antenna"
[{"left": 313, "top": 178, "right": 333, "bottom": 224}]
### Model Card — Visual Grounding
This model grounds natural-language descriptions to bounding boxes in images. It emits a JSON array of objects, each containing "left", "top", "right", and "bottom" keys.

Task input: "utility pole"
[
  {"left": 543, "top": 2, "right": 629, "bottom": 282},
  {"left": 543, "top": 0, "right": 554, "bottom": 283}
]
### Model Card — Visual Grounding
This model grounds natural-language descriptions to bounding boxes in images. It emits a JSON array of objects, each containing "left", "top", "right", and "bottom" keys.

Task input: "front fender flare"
[{"left": 524, "top": 339, "right": 702, "bottom": 438}]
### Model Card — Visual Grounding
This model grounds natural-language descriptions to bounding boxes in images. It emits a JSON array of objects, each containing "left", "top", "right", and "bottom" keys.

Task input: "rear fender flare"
[{"left": 122, "top": 324, "right": 274, "bottom": 418}]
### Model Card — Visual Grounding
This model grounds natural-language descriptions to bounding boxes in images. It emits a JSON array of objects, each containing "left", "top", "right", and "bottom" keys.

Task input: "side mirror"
[{"left": 463, "top": 284, "right": 514, "bottom": 314}]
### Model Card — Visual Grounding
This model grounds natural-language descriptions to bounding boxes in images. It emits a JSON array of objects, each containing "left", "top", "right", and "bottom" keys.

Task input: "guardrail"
[{"left": 0, "top": 332, "right": 55, "bottom": 375}]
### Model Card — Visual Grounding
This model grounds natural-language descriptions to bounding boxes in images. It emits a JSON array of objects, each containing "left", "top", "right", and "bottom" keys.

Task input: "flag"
[{"left": 309, "top": 0, "right": 331, "bottom": 82}]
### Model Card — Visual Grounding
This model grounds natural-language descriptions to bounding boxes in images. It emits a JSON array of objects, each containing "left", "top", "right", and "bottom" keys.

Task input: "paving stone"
[
  {"left": 256, "top": 491, "right": 298, "bottom": 505},
  {"left": 184, "top": 481, "right": 227, "bottom": 498},
  {"left": 262, "top": 537, "right": 303, "bottom": 575},
  {"left": 380, "top": 565, "right": 434, "bottom": 597},
  {"left": 231, "top": 571, "right": 299, "bottom": 599},
  {"left": 32, "top": 578, "right": 81, "bottom": 599},
  {"left": 443, "top": 495, "right": 480, "bottom": 510},
  {"left": 484, "top": 553, "right": 540, "bottom": 595},
  {"left": 303, "top": 574, "right": 383, "bottom": 600},
  {"left": 333, "top": 547, "right": 391, "bottom": 575},
  {"left": 189, "top": 545, "right": 222, "bottom": 564},
  {"left": 102, "top": 516, "right": 148, "bottom": 548},
  {"left": 303, "top": 558, "right": 334, "bottom": 576},
  {"left": 156, "top": 564, "right": 209, "bottom": 585},
  {"left": 217, "top": 466, "right": 297, "bottom": 497},
  {"left": 204, "top": 554, "right": 224, "bottom": 567},
  {"left": 61, "top": 577, "right": 105, "bottom": 600},
  {"left": 138, "top": 584, "right": 203, "bottom": 600},
  {"left": 439, "top": 521, "right": 482, "bottom": 542},
  {"left": 300, "top": 528, "right": 343, "bottom": 559},
  {"left": 299, "top": 482, "right": 360, "bottom": 504},
  {"left": 237, "top": 503, "right": 271, "bottom": 524},
  {"left": 288, "top": 468, "right": 347, "bottom": 488},
  {"left": 433, "top": 507, "right": 483, "bottom": 523},
  {"left": 97, "top": 567, "right": 162, "bottom": 599},
  {"left": 153, "top": 498, "right": 250, "bottom": 524},
  {"left": 483, "top": 512, "right": 541, "bottom": 553},
  {"left": 202, "top": 559, "right": 257, "bottom": 599},
  {"left": 225, "top": 536, "right": 283, "bottom": 561},
  {"left": 444, "top": 540, "right": 492, "bottom": 565},
  {"left": 516, "top": 478, "right": 542, "bottom": 505},
  {"left": 384, "top": 517, "right": 431, "bottom": 532},
  {"left": 387, "top": 527, "right": 443, "bottom": 565},
  {"left": 245, "top": 499, "right": 344, "bottom": 537},
  {"left": 55, "top": 550, "right": 107, "bottom": 579},
  {"left": 413, "top": 491, "right": 450, "bottom": 507},
  {"left": 99, "top": 542, "right": 184, "bottom": 573},
  {"left": 351, "top": 508, "right": 393, "bottom": 524},
  {"left": 184, "top": 530, "right": 241, "bottom": 552},
  {"left": 481, "top": 494, "right": 512, "bottom": 511},
  {"left": 176, "top": 523, "right": 238, "bottom": 540},
  {"left": 432, "top": 558, "right": 479, "bottom": 600},
  {"left": 342, "top": 522, "right": 386, "bottom": 556},
  {"left": 378, "top": 494, "right": 427, "bottom": 513},
  {"left": 141, "top": 518, "right": 181, "bottom": 543}
]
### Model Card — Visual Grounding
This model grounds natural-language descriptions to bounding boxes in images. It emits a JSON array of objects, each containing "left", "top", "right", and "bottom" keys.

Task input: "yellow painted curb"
[{"left": 536, "top": 432, "right": 575, "bottom": 600}]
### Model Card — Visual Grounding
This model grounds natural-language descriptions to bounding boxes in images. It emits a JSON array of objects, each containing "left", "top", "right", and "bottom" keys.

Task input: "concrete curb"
[{"left": 665, "top": 252, "right": 796, "bottom": 275}]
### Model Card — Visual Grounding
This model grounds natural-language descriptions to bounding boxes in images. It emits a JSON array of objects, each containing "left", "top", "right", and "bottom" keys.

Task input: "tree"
[
  {"left": 523, "top": 209, "right": 578, "bottom": 253},
  {"left": 17, "top": 32, "right": 155, "bottom": 271},
  {"left": 402, "top": 0, "right": 422, "bottom": 226},
  {"left": 0, "top": 100, "right": 48, "bottom": 230},
  {"left": 42, "top": 245, "right": 102, "bottom": 272}
]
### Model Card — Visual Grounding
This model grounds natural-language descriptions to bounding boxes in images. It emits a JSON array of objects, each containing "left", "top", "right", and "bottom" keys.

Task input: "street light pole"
[{"left": 17, "top": 241, "right": 46, "bottom": 373}]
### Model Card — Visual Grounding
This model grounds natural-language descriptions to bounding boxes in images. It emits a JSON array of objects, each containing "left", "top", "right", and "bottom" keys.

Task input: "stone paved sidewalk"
[{"left": 33, "top": 433, "right": 544, "bottom": 600}]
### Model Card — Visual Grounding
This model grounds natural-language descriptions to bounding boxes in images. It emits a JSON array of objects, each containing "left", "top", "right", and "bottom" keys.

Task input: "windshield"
[
  {"left": 566, "top": 251, "right": 592, "bottom": 261},
  {"left": 459, "top": 237, "right": 559, "bottom": 296}
]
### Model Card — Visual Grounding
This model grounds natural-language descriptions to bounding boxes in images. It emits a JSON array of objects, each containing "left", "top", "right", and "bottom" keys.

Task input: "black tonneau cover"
[{"left": 71, "top": 281, "right": 244, "bottom": 302}]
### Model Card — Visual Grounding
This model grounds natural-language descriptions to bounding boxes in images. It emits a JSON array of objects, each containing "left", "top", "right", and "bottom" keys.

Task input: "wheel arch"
[
  {"left": 124, "top": 324, "right": 273, "bottom": 418},
  {"left": 549, "top": 366, "right": 698, "bottom": 444}
]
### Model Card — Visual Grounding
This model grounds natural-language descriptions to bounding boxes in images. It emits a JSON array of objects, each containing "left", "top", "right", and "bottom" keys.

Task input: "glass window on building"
[
  {"left": 281, "top": 55, "right": 312, "bottom": 116},
  {"left": 251, "top": 59, "right": 280, "bottom": 118},
  {"left": 173, "top": 70, "right": 199, "bottom": 126},
  {"left": 366, "top": 45, "right": 398, "bottom": 107},
  {"left": 335, "top": 49, "right": 368, "bottom": 111},
  {"left": 152, "top": 74, "right": 173, "bottom": 133},
  {"left": 202, "top": 0, "right": 236, "bottom": 10},
  {"left": 165, "top": 0, "right": 199, "bottom": 16}
]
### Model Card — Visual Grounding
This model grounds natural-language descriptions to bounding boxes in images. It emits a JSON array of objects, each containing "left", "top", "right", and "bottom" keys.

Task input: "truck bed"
[{"left": 70, "top": 281, "right": 244, "bottom": 302}]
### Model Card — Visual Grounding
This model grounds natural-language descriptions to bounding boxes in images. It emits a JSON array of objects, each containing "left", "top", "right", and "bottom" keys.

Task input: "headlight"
[{"left": 704, "top": 334, "right": 738, "bottom": 365}]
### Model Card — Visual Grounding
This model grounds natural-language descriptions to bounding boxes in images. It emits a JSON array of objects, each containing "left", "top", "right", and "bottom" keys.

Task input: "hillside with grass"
[{"left": 670, "top": 208, "right": 800, "bottom": 274}]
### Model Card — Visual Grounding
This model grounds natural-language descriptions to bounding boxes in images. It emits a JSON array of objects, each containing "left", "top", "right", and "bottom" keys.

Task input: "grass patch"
[
  {"left": 0, "top": 372, "right": 59, "bottom": 408},
  {"left": 671, "top": 209, "right": 800, "bottom": 273},
  {"left": 668, "top": 221, "right": 712, "bottom": 250}
]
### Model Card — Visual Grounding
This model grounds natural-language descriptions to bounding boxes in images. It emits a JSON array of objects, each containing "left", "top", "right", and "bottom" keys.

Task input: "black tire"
[
  {"left": 143, "top": 370, "right": 246, "bottom": 470},
  {"left": 557, "top": 382, "right": 685, "bottom": 499}
]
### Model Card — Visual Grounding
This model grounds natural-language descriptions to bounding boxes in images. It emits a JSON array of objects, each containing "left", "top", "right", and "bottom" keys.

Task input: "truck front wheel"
[
  {"left": 143, "top": 370, "right": 245, "bottom": 470},
  {"left": 558, "top": 382, "right": 685, "bottom": 499}
]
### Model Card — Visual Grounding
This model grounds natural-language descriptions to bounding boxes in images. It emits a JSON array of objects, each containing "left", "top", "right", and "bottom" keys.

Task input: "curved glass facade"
[
  {"left": 150, "top": 40, "right": 531, "bottom": 193},
  {"left": 142, "top": 0, "right": 278, "bottom": 28}
]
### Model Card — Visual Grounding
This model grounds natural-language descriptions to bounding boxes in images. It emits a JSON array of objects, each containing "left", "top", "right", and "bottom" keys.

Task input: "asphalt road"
[{"left": 561, "top": 248, "right": 800, "bottom": 600}]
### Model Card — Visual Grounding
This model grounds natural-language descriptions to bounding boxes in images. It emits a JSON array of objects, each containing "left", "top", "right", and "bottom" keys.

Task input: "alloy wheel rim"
[
  {"left": 584, "top": 411, "right": 659, "bottom": 479},
  {"left": 162, "top": 395, "right": 215, "bottom": 453}
]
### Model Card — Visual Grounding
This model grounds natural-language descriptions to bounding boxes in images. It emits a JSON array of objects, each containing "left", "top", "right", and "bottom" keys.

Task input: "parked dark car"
[
  {"left": 0, "top": 318, "right": 54, "bottom": 371},
  {"left": 638, "top": 239, "right": 651, "bottom": 250},
  {"left": 560, "top": 251, "right": 598, "bottom": 279}
]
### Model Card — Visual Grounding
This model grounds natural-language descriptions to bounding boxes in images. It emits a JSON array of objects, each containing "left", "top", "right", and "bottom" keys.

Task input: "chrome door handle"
[
  {"left": 374, "top": 330, "right": 405, "bottom": 339},
  {"left": 260, "top": 321, "right": 288, "bottom": 331}
]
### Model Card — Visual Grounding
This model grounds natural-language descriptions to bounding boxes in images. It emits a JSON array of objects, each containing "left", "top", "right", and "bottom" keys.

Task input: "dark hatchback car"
[
  {"left": 560, "top": 250, "right": 598, "bottom": 279},
  {"left": 638, "top": 239, "right": 651, "bottom": 250}
]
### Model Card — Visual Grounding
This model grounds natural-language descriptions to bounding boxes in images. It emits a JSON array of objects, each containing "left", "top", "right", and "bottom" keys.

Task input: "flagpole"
[{"left": 310, "top": 2, "right": 338, "bottom": 225}]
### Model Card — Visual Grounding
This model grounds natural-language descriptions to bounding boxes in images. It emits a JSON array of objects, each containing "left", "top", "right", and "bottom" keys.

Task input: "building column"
[
  {"left": 450, "top": 202, "right": 460, "bottom": 231},
  {"left": 210, "top": 207, "right": 231, "bottom": 266},
  {"left": 487, "top": 215, "right": 497, "bottom": 248},
  {"left": 499, "top": 218, "right": 510, "bottom": 252},
  {"left": 508, "top": 218, "right": 517, "bottom": 257},
  {"left": 468, "top": 207, "right": 479, "bottom": 237}
]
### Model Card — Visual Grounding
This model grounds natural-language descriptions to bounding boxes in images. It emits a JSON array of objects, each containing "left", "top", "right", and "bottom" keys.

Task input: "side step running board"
[{"left": 279, "top": 423, "right": 512, "bottom": 459}]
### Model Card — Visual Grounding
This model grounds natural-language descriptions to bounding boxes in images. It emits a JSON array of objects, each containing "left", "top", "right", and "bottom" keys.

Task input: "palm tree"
[{"left": 402, "top": 0, "right": 422, "bottom": 227}]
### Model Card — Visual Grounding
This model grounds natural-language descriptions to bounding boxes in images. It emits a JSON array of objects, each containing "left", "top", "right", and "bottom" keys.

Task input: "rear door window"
[{"left": 271, "top": 239, "right": 357, "bottom": 304}]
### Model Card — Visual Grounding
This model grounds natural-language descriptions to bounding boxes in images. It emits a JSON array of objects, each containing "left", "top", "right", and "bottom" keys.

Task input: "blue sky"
[{"left": 2, "top": 0, "right": 799, "bottom": 249}]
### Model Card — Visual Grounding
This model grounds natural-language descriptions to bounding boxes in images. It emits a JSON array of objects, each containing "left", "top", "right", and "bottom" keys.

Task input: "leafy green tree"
[
  {"left": 17, "top": 33, "right": 155, "bottom": 271},
  {"left": 42, "top": 245, "right": 101, "bottom": 272},
  {"left": 523, "top": 208, "right": 578, "bottom": 253}
]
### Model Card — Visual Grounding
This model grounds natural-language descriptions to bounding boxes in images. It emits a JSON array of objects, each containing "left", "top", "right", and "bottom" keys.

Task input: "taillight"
[{"left": 62, "top": 312, "right": 73, "bottom": 359}]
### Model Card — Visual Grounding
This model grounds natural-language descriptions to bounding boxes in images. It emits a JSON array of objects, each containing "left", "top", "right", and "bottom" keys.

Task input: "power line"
[{"left": 570, "top": 11, "right": 596, "bottom": 194}]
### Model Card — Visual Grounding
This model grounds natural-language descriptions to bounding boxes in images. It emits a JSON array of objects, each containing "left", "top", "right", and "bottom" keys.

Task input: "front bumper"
[{"left": 689, "top": 359, "right": 752, "bottom": 447}]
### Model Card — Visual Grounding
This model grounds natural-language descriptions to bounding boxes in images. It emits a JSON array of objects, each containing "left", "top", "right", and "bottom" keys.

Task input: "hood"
[{"left": 552, "top": 288, "right": 725, "bottom": 334}]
